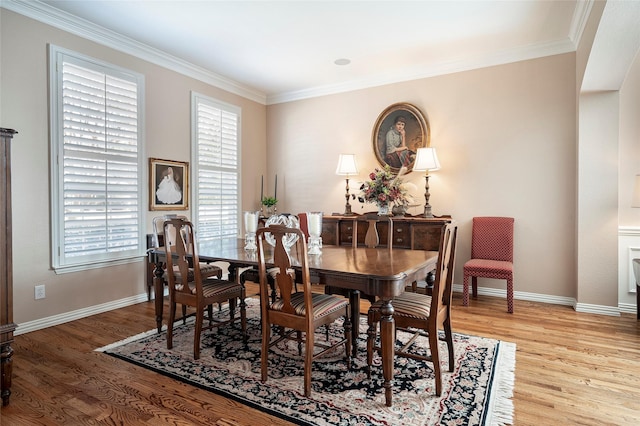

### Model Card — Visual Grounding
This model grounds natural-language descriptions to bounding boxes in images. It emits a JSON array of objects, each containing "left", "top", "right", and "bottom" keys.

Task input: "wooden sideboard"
[
  {"left": 321, "top": 213, "right": 452, "bottom": 251},
  {"left": 1, "top": 128, "right": 17, "bottom": 406}
]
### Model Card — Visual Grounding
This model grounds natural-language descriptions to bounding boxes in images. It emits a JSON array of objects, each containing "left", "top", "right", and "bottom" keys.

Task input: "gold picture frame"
[
  {"left": 372, "top": 102, "right": 430, "bottom": 173},
  {"left": 149, "top": 158, "right": 188, "bottom": 211}
]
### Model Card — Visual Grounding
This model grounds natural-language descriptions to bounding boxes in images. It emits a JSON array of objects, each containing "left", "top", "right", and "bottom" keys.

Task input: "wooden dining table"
[{"left": 149, "top": 238, "right": 438, "bottom": 407}]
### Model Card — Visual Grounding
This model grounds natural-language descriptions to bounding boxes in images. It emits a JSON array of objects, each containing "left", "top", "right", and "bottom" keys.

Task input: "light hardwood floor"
[{"left": 2, "top": 288, "right": 640, "bottom": 425}]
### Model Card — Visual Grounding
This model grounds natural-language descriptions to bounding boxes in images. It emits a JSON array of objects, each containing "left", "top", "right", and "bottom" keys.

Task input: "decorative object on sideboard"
[
  {"left": 335, "top": 154, "right": 359, "bottom": 216},
  {"left": 243, "top": 211, "right": 260, "bottom": 251},
  {"left": 307, "top": 211, "right": 323, "bottom": 255},
  {"left": 413, "top": 147, "right": 440, "bottom": 218},
  {"left": 358, "top": 164, "right": 410, "bottom": 216},
  {"left": 372, "top": 102, "right": 430, "bottom": 173},
  {"left": 261, "top": 196, "right": 277, "bottom": 217}
]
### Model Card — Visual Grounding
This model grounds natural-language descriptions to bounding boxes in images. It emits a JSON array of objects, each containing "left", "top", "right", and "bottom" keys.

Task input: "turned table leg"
[{"left": 379, "top": 299, "right": 395, "bottom": 407}]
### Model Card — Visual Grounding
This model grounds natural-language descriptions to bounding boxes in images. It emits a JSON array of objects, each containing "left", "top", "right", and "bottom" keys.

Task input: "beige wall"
[
  {"left": 268, "top": 54, "right": 578, "bottom": 299},
  {"left": 0, "top": 10, "right": 266, "bottom": 324},
  {"left": 619, "top": 52, "right": 640, "bottom": 226},
  {"left": 2, "top": 4, "right": 638, "bottom": 328}
]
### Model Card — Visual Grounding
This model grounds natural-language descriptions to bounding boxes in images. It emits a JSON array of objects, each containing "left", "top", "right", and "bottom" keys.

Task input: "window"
[
  {"left": 50, "top": 45, "right": 144, "bottom": 272},
  {"left": 191, "top": 93, "right": 240, "bottom": 241}
]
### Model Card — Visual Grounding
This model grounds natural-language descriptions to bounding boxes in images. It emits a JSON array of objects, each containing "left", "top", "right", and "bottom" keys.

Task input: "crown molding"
[
  {"left": 268, "top": 37, "right": 576, "bottom": 105},
  {"left": 3, "top": 0, "right": 585, "bottom": 106},
  {"left": 1, "top": 0, "right": 267, "bottom": 104}
]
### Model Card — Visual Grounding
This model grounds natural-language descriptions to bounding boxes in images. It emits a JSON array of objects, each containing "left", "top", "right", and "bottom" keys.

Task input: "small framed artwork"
[
  {"left": 372, "top": 102, "right": 430, "bottom": 173},
  {"left": 149, "top": 158, "right": 188, "bottom": 211}
]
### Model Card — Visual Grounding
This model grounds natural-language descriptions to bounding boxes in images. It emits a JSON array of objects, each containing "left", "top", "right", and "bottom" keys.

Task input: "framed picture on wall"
[
  {"left": 372, "top": 102, "right": 430, "bottom": 173},
  {"left": 149, "top": 158, "right": 188, "bottom": 211}
]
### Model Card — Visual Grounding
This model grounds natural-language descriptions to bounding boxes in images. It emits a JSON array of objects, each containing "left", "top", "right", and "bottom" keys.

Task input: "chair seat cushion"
[
  {"left": 271, "top": 292, "right": 348, "bottom": 318},
  {"left": 200, "top": 279, "right": 242, "bottom": 297},
  {"left": 370, "top": 292, "right": 433, "bottom": 320},
  {"left": 463, "top": 258, "right": 513, "bottom": 279},
  {"left": 165, "top": 263, "right": 222, "bottom": 282}
]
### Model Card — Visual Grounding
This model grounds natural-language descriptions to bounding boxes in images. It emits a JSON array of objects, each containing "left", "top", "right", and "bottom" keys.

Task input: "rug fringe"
[
  {"left": 486, "top": 341, "right": 516, "bottom": 426},
  {"left": 95, "top": 327, "right": 165, "bottom": 352}
]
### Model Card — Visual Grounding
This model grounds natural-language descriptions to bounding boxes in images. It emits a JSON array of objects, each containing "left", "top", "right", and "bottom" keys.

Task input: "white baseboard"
[
  {"left": 452, "top": 283, "right": 629, "bottom": 316},
  {"left": 15, "top": 293, "right": 150, "bottom": 336},
  {"left": 14, "top": 284, "right": 633, "bottom": 335}
]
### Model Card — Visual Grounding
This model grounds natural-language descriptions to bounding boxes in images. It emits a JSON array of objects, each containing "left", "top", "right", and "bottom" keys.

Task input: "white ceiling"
[{"left": 5, "top": 1, "right": 592, "bottom": 104}]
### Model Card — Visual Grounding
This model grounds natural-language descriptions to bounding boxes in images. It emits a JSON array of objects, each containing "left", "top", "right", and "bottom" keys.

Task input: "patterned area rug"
[{"left": 97, "top": 299, "right": 515, "bottom": 425}]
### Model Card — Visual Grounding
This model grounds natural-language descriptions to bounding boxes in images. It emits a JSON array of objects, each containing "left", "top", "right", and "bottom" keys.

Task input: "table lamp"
[
  {"left": 413, "top": 147, "right": 440, "bottom": 218},
  {"left": 335, "top": 154, "right": 359, "bottom": 215}
]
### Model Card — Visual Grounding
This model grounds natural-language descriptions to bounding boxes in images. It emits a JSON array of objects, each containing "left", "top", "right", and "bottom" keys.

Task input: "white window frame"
[
  {"left": 49, "top": 45, "right": 145, "bottom": 273},
  {"left": 191, "top": 92, "right": 241, "bottom": 241}
]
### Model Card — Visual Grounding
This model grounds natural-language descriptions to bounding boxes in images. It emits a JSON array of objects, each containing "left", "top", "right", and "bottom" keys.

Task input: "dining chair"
[
  {"left": 150, "top": 214, "right": 223, "bottom": 287},
  {"left": 163, "top": 217, "right": 247, "bottom": 360},
  {"left": 462, "top": 216, "right": 515, "bottom": 313},
  {"left": 240, "top": 214, "right": 301, "bottom": 301},
  {"left": 256, "top": 224, "right": 352, "bottom": 397},
  {"left": 366, "top": 221, "right": 458, "bottom": 396}
]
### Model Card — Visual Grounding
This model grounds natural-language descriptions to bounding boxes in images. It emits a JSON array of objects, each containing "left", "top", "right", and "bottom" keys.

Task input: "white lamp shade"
[
  {"left": 633, "top": 175, "right": 640, "bottom": 207},
  {"left": 336, "top": 154, "right": 359, "bottom": 175},
  {"left": 413, "top": 147, "right": 441, "bottom": 172}
]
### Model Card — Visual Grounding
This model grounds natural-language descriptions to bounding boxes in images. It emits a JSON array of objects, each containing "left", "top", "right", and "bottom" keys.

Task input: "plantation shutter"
[
  {"left": 51, "top": 46, "right": 144, "bottom": 270},
  {"left": 193, "top": 94, "right": 240, "bottom": 241}
]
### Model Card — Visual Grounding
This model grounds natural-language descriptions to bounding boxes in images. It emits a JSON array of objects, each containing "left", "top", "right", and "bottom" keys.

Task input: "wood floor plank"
[{"left": 2, "top": 289, "right": 640, "bottom": 425}]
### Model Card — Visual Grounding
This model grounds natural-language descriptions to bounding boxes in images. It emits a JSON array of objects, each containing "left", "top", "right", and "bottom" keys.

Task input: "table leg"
[
  {"left": 349, "top": 290, "right": 361, "bottom": 357},
  {"left": 379, "top": 299, "right": 395, "bottom": 407},
  {"left": 153, "top": 261, "right": 165, "bottom": 333}
]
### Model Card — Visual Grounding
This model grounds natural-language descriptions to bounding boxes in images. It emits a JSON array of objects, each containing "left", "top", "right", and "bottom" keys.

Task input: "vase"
[
  {"left": 263, "top": 205, "right": 276, "bottom": 217},
  {"left": 377, "top": 203, "right": 390, "bottom": 216}
]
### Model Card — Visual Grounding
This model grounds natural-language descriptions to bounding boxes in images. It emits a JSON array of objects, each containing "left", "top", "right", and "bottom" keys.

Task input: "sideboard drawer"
[
  {"left": 339, "top": 221, "right": 357, "bottom": 246},
  {"left": 392, "top": 222, "right": 411, "bottom": 248}
]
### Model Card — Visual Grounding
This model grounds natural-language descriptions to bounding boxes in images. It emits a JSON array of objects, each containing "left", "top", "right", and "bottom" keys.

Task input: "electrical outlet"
[{"left": 35, "top": 284, "right": 46, "bottom": 300}]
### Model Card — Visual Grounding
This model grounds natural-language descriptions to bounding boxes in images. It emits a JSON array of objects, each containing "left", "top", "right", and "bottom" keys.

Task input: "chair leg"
[
  {"left": 443, "top": 317, "right": 454, "bottom": 372},
  {"left": 429, "top": 327, "right": 442, "bottom": 396},
  {"left": 507, "top": 278, "right": 514, "bottom": 313},
  {"left": 304, "top": 327, "right": 314, "bottom": 397},
  {"left": 472, "top": 277, "right": 478, "bottom": 298},
  {"left": 207, "top": 304, "right": 213, "bottom": 326},
  {"left": 194, "top": 306, "right": 204, "bottom": 360},
  {"left": 240, "top": 290, "right": 247, "bottom": 343},
  {"left": 167, "top": 301, "right": 176, "bottom": 350},
  {"left": 182, "top": 304, "right": 187, "bottom": 324},
  {"left": 261, "top": 315, "right": 270, "bottom": 384},
  {"left": 462, "top": 274, "right": 470, "bottom": 306},
  {"left": 366, "top": 311, "right": 377, "bottom": 378},
  {"left": 343, "top": 309, "right": 352, "bottom": 369}
]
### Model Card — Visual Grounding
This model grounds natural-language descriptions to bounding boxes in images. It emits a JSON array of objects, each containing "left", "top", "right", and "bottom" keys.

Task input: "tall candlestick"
[{"left": 274, "top": 174, "right": 277, "bottom": 200}]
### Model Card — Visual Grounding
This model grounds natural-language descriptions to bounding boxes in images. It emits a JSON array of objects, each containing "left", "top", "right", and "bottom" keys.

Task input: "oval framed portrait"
[{"left": 372, "top": 102, "right": 430, "bottom": 173}]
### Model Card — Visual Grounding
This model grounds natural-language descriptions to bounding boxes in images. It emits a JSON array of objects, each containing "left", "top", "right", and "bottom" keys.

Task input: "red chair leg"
[
  {"left": 507, "top": 278, "right": 514, "bottom": 313},
  {"left": 462, "top": 274, "right": 470, "bottom": 306}
]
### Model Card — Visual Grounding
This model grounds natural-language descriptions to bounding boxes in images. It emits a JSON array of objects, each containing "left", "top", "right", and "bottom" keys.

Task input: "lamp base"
[{"left": 423, "top": 204, "right": 434, "bottom": 218}]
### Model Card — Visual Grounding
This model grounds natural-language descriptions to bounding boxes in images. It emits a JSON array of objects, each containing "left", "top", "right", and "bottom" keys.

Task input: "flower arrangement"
[{"left": 358, "top": 165, "right": 412, "bottom": 208}]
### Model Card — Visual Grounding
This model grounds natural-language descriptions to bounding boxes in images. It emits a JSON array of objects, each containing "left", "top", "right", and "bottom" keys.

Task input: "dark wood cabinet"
[
  {"left": 322, "top": 213, "right": 452, "bottom": 252},
  {"left": 1, "top": 128, "right": 17, "bottom": 406}
]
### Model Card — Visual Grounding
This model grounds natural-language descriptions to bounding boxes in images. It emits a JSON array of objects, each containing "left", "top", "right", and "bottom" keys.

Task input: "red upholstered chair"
[{"left": 462, "top": 217, "right": 515, "bottom": 313}]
